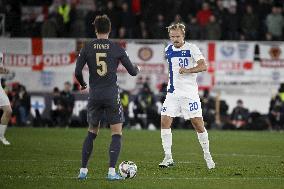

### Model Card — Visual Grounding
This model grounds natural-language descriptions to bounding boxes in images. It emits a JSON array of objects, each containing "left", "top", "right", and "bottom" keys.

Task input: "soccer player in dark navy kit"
[{"left": 75, "top": 15, "right": 139, "bottom": 180}]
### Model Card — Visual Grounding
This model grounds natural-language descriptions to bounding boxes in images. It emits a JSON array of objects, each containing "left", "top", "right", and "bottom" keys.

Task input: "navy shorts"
[{"left": 87, "top": 97, "right": 124, "bottom": 127}]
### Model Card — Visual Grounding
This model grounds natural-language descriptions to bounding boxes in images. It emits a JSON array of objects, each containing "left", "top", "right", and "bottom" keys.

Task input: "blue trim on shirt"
[
  {"left": 166, "top": 45, "right": 175, "bottom": 93},
  {"left": 165, "top": 45, "right": 192, "bottom": 93}
]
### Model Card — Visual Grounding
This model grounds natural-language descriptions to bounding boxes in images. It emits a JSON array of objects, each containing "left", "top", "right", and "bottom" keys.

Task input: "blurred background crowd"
[
  {"left": 0, "top": 0, "right": 283, "bottom": 40},
  {"left": 0, "top": 0, "right": 284, "bottom": 131},
  {"left": 1, "top": 78, "right": 284, "bottom": 131}
]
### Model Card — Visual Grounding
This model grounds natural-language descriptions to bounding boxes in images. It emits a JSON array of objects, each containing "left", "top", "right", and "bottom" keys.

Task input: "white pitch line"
[
  {"left": 0, "top": 175, "right": 283, "bottom": 181},
  {"left": 213, "top": 153, "right": 281, "bottom": 158},
  {"left": 2, "top": 148, "right": 282, "bottom": 158},
  {"left": 0, "top": 159, "right": 80, "bottom": 162},
  {"left": 155, "top": 177, "right": 284, "bottom": 181}
]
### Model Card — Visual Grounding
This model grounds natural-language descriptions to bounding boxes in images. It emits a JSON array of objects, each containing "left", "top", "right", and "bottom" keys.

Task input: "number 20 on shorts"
[{"left": 189, "top": 102, "right": 198, "bottom": 111}]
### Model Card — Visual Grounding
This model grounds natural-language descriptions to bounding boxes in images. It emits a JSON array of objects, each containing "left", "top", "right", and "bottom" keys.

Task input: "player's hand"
[
  {"left": 179, "top": 67, "right": 190, "bottom": 74},
  {"left": 136, "top": 65, "right": 141, "bottom": 72},
  {"left": 81, "top": 83, "right": 87, "bottom": 90},
  {"left": 2, "top": 68, "right": 9, "bottom": 74}
]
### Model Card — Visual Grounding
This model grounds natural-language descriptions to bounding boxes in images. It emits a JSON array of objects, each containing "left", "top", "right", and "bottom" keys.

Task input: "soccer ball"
[{"left": 118, "top": 161, "right": 137, "bottom": 179}]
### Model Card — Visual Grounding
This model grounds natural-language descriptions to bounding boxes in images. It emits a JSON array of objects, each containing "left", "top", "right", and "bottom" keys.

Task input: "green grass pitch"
[{"left": 0, "top": 128, "right": 283, "bottom": 189}]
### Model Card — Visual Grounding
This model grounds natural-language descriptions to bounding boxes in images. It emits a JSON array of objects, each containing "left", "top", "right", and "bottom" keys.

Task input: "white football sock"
[
  {"left": 108, "top": 167, "right": 116, "bottom": 175},
  {"left": 0, "top": 125, "right": 7, "bottom": 138},
  {"left": 197, "top": 129, "right": 210, "bottom": 154},
  {"left": 161, "top": 128, "right": 172, "bottom": 159},
  {"left": 80, "top": 168, "right": 88, "bottom": 174}
]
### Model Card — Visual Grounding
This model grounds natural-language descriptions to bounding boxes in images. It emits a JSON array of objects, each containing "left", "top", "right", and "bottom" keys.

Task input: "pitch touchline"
[
  {"left": 1, "top": 175, "right": 283, "bottom": 180},
  {"left": 3, "top": 148, "right": 282, "bottom": 158}
]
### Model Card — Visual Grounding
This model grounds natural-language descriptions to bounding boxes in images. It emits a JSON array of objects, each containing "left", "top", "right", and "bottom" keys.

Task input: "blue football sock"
[
  {"left": 109, "top": 134, "right": 122, "bottom": 168},
  {"left": 81, "top": 131, "right": 97, "bottom": 168}
]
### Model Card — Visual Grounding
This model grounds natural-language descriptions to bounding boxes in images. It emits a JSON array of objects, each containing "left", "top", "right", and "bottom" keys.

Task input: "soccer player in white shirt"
[
  {"left": 0, "top": 52, "right": 12, "bottom": 145},
  {"left": 159, "top": 23, "right": 215, "bottom": 169}
]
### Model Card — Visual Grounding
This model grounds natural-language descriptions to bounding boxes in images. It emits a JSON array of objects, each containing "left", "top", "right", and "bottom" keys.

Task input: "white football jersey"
[
  {"left": 165, "top": 42, "right": 205, "bottom": 98},
  {"left": 0, "top": 52, "right": 3, "bottom": 86},
  {"left": 0, "top": 52, "right": 3, "bottom": 68}
]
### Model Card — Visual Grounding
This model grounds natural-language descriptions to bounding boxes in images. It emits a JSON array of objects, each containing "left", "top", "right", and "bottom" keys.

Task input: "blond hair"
[{"left": 167, "top": 23, "right": 186, "bottom": 35}]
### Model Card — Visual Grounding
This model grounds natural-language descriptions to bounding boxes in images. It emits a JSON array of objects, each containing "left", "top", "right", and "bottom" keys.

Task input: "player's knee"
[
  {"left": 110, "top": 123, "right": 123, "bottom": 134},
  {"left": 4, "top": 106, "right": 12, "bottom": 118},
  {"left": 191, "top": 118, "right": 205, "bottom": 132},
  {"left": 88, "top": 124, "right": 99, "bottom": 134},
  {"left": 161, "top": 116, "right": 172, "bottom": 129}
]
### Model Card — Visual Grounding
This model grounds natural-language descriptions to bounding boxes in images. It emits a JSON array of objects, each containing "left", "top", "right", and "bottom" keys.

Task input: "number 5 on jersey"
[{"left": 96, "top": 53, "right": 107, "bottom": 76}]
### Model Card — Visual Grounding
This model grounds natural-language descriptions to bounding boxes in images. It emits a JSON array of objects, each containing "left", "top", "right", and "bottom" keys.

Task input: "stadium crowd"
[
  {"left": 1, "top": 0, "right": 284, "bottom": 130},
  {"left": 1, "top": 78, "right": 284, "bottom": 131},
  {"left": 1, "top": 0, "right": 284, "bottom": 40}
]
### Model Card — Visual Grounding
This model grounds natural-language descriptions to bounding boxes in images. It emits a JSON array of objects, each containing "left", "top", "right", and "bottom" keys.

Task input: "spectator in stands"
[
  {"left": 57, "top": 0, "right": 71, "bottom": 37},
  {"left": 133, "top": 20, "right": 149, "bottom": 39},
  {"left": 60, "top": 81, "right": 75, "bottom": 126},
  {"left": 104, "top": 0, "right": 119, "bottom": 38},
  {"left": 41, "top": 12, "right": 62, "bottom": 37},
  {"left": 69, "top": 3, "right": 85, "bottom": 38},
  {"left": 241, "top": 5, "right": 259, "bottom": 40},
  {"left": 10, "top": 84, "right": 30, "bottom": 126},
  {"left": 205, "top": 15, "right": 221, "bottom": 40},
  {"left": 230, "top": 99, "right": 249, "bottom": 129},
  {"left": 256, "top": 0, "right": 272, "bottom": 40},
  {"left": 119, "top": 2, "right": 134, "bottom": 38},
  {"left": 196, "top": 2, "right": 212, "bottom": 39},
  {"left": 120, "top": 90, "right": 130, "bottom": 127},
  {"left": 268, "top": 84, "right": 284, "bottom": 130},
  {"left": 265, "top": 6, "right": 284, "bottom": 41},
  {"left": 5, "top": 1, "right": 22, "bottom": 37},
  {"left": 134, "top": 83, "right": 158, "bottom": 130},
  {"left": 268, "top": 95, "right": 283, "bottom": 130},
  {"left": 222, "top": 0, "right": 237, "bottom": 9},
  {"left": 186, "top": 16, "right": 200, "bottom": 40},
  {"left": 201, "top": 89, "right": 216, "bottom": 129},
  {"left": 18, "top": 85, "right": 30, "bottom": 126},
  {"left": 50, "top": 87, "right": 62, "bottom": 126},
  {"left": 151, "top": 14, "right": 167, "bottom": 39},
  {"left": 224, "top": 5, "right": 240, "bottom": 40},
  {"left": 278, "top": 83, "right": 284, "bottom": 101},
  {"left": 85, "top": 2, "right": 101, "bottom": 38},
  {"left": 118, "top": 26, "right": 128, "bottom": 39},
  {"left": 212, "top": 0, "right": 228, "bottom": 39}
]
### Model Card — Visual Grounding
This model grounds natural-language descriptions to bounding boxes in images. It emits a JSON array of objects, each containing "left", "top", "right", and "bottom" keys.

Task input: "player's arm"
[
  {"left": 75, "top": 46, "right": 87, "bottom": 90},
  {"left": 119, "top": 49, "right": 140, "bottom": 76},
  {"left": 179, "top": 44, "right": 207, "bottom": 74},
  {"left": 0, "top": 67, "right": 9, "bottom": 74},
  {"left": 0, "top": 54, "right": 9, "bottom": 74},
  {"left": 179, "top": 59, "right": 207, "bottom": 74}
]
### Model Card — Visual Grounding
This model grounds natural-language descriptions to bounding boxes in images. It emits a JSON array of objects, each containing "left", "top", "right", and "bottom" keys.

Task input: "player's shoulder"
[
  {"left": 110, "top": 41, "right": 123, "bottom": 50},
  {"left": 184, "top": 41, "right": 199, "bottom": 50},
  {"left": 0, "top": 52, "right": 3, "bottom": 64},
  {"left": 81, "top": 40, "right": 93, "bottom": 49},
  {"left": 165, "top": 44, "right": 174, "bottom": 52}
]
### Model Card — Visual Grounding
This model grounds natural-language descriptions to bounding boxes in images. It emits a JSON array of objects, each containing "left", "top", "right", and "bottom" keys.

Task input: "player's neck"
[
  {"left": 96, "top": 34, "right": 109, "bottom": 39},
  {"left": 174, "top": 41, "right": 185, "bottom": 49}
]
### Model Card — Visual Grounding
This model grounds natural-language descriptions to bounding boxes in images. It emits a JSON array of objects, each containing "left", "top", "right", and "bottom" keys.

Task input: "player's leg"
[
  {"left": 107, "top": 123, "right": 124, "bottom": 180},
  {"left": 78, "top": 124, "right": 100, "bottom": 179},
  {"left": 106, "top": 97, "right": 124, "bottom": 180},
  {"left": 78, "top": 100, "right": 102, "bottom": 180},
  {"left": 181, "top": 97, "right": 215, "bottom": 169},
  {"left": 159, "top": 94, "right": 178, "bottom": 168},
  {"left": 190, "top": 117, "right": 215, "bottom": 169},
  {"left": 159, "top": 115, "right": 174, "bottom": 168},
  {"left": 0, "top": 104, "right": 12, "bottom": 145}
]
